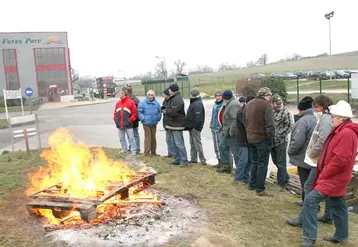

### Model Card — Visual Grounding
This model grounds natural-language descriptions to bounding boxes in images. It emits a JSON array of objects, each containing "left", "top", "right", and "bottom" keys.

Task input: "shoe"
[
  {"left": 216, "top": 167, "right": 231, "bottom": 173},
  {"left": 201, "top": 162, "right": 207, "bottom": 165},
  {"left": 286, "top": 218, "right": 302, "bottom": 228},
  {"left": 179, "top": 163, "right": 188, "bottom": 168},
  {"left": 136, "top": 151, "right": 140, "bottom": 154},
  {"left": 322, "top": 236, "right": 346, "bottom": 243},
  {"left": 165, "top": 155, "right": 172, "bottom": 158},
  {"left": 212, "top": 159, "right": 222, "bottom": 169},
  {"left": 144, "top": 153, "right": 151, "bottom": 156},
  {"left": 171, "top": 161, "right": 180, "bottom": 165},
  {"left": 317, "top": 216, "right": 333, "bottom": 225},
  {"left": 188, "top": 160, "right": 198, "bottom": 164},
  {"left": 151, "top": 153, "right": 160, "bottom": 157},
  {"left": 295, "top": 201, "right": 304, "bottom": 207},
  {"left": 279, "top": 185, "right": 287, "bottom": 192},
  {"left": 300, "top": 239, "right": 315, "bottom": 247},
  {"left": 235, "top": 180, "right": 248, "bottom": 185},
  {"left": 256, "top": 191, "right": 273, "bottom": 197},
  {"left": 248, "top": 186, "right": 255, "bottom": 191}
]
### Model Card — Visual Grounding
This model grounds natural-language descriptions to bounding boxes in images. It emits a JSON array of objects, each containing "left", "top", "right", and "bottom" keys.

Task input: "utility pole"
[{"left": 325, "top": 11, "right": 334, "bottom": 81}]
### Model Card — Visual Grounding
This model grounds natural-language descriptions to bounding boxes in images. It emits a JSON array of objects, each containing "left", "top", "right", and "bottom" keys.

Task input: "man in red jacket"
[
  {"left": 301, "top": 100, "right": 358, "bottom": 247},
  {"left": 113, "top": 88, "right": 137, "bottom": 153}
]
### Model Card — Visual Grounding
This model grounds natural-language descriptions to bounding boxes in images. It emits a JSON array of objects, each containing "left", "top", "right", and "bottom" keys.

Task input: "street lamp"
[
  {"left": 325, "top": 11, "right": 334, "bottom": 81},
  {"left": 154, "top": 56, "right": 167, "bottom": 80}
]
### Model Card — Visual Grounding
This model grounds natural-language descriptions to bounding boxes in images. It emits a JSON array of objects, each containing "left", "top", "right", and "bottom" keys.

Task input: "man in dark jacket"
[
  {"left": 185, "top": 88, "right": 206, "bottom": 165},
  {"left": 244, "top": 87, "right": 274, "bottom": 196},
  {"left": 234, "top": 95, "right": 255, "bottom": 183},
  {"left": 161, "top": 88, "right": 174, "bottom": 158},
  {"left": 113, "top": 88, "right": 137, "bottom": 153},
  {"left": 300, "top": 100, "right": 358, "bottom": 247},
  {"left": 162, "top": 84, "right": 188, "bottom": 166},
  {"left": 124, "top": 84, "right": 141, "bottom": 154},
  {"left": 217, "top": 90, "right": 240, "bottom": 173}
]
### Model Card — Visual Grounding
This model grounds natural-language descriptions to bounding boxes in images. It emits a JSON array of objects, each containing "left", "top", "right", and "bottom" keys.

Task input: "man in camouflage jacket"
[{"left": 271, "top": 94, "right": 293, "bottom": 189}]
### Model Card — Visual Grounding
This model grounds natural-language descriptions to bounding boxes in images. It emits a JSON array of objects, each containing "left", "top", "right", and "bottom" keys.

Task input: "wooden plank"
[
  {"left": 29, "top": 194, "right": 100, "bottom": 204},
  {"left": 29, "top": 184, "right": 62, "bottom": 199},
  {"left": 26, "top": 200, "right": 95, "bottom": 210}
]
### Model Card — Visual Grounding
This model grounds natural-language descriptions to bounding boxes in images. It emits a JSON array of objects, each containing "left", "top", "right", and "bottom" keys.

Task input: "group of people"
[{"left": 113, "top": 83, "right": 358, "bottom": 247}]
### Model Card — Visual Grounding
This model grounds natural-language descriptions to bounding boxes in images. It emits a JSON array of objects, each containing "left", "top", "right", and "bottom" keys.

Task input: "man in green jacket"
[{"left": 217, "top": 90, "right": 240, "bottom": 173}]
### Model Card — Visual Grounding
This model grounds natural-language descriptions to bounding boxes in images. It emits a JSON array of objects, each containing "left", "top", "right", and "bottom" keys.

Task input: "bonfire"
[{"left": 26, "top": 128, "right": 159, "bottom": 230}]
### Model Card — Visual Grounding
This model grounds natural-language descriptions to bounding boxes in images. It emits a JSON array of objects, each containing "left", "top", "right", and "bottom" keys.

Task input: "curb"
[
  {"left": 0, "top": 120, "right": 36, "bottom": 129},
  {"left": 38, "top": 100, "right": 112, "bottom": 111}
]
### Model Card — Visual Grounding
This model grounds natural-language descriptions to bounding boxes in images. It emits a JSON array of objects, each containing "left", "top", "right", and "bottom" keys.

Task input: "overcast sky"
[{"left": 2, "top": 0, "right": 357, "bottom": 78}]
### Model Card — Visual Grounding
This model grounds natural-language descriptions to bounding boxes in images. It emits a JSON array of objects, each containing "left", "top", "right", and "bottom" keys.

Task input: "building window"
[
  {"left": 34, "top": 48, "right": 68, "bottom": 97},
  {"left": 2, "top": 49, "right": 20, "bottom": 90}
]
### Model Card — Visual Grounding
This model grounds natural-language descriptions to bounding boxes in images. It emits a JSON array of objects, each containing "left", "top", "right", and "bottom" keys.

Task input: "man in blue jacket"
[
  {"left": 138, "top": 90, "right": 162, "bottom": 156},
  {"left": 185, "top": 88, "right": 206, "bottom": 165},
  {"left": 210, "top": 90, "right": 225, "bottom": 168}
]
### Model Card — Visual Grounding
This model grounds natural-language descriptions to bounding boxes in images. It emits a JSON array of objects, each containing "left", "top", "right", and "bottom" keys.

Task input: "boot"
[
  {"left": 212, "top": 159, "right": 222, "bottom": 168},
  {"left": 286, "top": 217, "right": 302, "bottom": 228}
]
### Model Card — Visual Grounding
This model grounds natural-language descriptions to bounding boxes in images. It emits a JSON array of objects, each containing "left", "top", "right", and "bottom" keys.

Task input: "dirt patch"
[{"left": 46, "top": 194, "right": 208, "bottom": 247}]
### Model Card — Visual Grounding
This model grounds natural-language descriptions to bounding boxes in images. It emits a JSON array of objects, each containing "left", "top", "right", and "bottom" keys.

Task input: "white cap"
[{"left": 329, "top": 100, "right": 353, "bottom": 118}]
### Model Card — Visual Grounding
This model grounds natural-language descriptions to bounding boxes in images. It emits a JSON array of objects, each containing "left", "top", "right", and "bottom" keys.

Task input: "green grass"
[
  {"left": 2, "top": 149, "right": 358, "bottom": 247},
  {"left": 286, "top": 79, "right": 349, "bottom": 91},
  {"left": 287, "top": 93, "right": 351, "bottom": 104},
  {"left": 0, "top": 119, "right": 8, "bottom": 127},
  {"left": 0, "top": 105, "right": 39, "bottom": 113}
]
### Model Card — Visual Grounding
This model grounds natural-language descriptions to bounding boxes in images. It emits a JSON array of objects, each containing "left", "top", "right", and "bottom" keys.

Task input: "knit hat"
[
  {"left": 298, "top": 96, "right": 313, "bottom": 111},
  {"left": 272, "top": 94, "right": 283, "bottom": 104},
  {"left": 329, "top": 100, "right": 353, "bottom": 118},
  {"left": 125, "top": 84, "right": 132, "bottom": 93},
  {"left": 169, "top": 84, "right": 179, "bottom": 92},
  {"left": 215, "top": 90, "right": 223, "bottom": 96},
  {"left": 163, "top": 88, "right": 170, "bottom": 96},
  {"left": 257, "top": 87, "right": 272, "bottom": 97},
  {"left": 246, "top": 95, "right": 255, "bottom": 103},
  {"left": 190, "top": 88, "right": 200, "bottom": 98},
  {"left": 238, "top": 96, "right": 246, "bottom": 103},
  {"left": 222, "top": 90, "right": 233, "bottom": 100}
]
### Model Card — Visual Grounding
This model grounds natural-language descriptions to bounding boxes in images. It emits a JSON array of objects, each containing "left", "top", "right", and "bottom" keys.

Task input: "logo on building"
[{"left": 44, "top": 35, "right": 62, "bottom": 45}]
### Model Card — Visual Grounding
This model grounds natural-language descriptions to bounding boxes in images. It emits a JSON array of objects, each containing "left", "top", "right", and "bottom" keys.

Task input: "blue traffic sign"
[{"left": 25, "top": 87, "right": 33, "bottom": 97}]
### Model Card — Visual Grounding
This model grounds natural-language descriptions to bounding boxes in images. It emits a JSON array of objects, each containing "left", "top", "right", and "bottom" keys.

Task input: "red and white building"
[{"left": 0, "top": 32, "right": 73, "bottom": 101}]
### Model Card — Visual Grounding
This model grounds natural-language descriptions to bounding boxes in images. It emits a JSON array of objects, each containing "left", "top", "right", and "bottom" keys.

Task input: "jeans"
[
  {"left": 133, "top": 127, "right": 140, "bottom": 152},
  {"left": 302, "top": 189, "right": 348, "bottom": 242},
  {"left": 271, "top": 142, "right": 289, "bottom": 187},
  {"left": 249, "top": 140, "right": 271, "bottom": 193},
  {"left": 218, "top": 135, "right": 240, "bottom": 169},
  {"left": 211, "top": 129, "right": 223, "bottom": 160},
  {"left": 166, "top": 130, "right": 175, "bottom": 157},
  {"left": 299, "top": 168, "right": 333, "bottom": 222},
  {"left": 118, "top": 128, "right": 136, "bottom": 152},
  {"left": 298, "top": 167, "right": 311, "bottom": 201},
  {"left": 189, "top": 129, "right": 206, "bottom": 163},
  {"left": 169, "top": 130, "right": 188, "bottom": 164},
  {"left": 234, "top": 146, "right": 251, "bottom": 182}
]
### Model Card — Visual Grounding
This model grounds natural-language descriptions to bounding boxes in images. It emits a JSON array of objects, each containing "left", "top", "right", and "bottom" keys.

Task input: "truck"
[{"left": 94, "top": 77, "right": 117, "bottom": 98}]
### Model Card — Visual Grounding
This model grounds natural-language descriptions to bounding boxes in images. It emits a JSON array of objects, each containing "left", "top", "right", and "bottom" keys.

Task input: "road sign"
[
  {"left": 25, "top": 87, "right": 33, "bottom": 97},
  {"left": 4, "top": 89, "right": 22, "bottom": 99},
  {"left": 103, "top": 83, "right": 107, "bottom": 88}
]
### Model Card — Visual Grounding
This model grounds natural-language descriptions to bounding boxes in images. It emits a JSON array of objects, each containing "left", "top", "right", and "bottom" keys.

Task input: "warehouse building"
[{"left": 0, "top": 32, "right": 73, "bottom": 102}]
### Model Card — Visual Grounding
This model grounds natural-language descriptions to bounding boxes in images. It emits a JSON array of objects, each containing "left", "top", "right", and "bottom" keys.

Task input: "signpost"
[{"left": 3, "top": 88, "right": 24, "bottom": 120}]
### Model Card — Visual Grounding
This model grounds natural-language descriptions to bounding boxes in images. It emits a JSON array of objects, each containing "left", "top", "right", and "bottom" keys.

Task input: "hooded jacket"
[
  {"left": 306, "top": 110, "right": 333, "bottom": 165},
  {"left": 313, "top": 121, "right": 358, "bottom": 197},
  {"left": 210, "top": 100, "right": 224, "bottom": 132},
  {"left": 113, "top": 96, "right": 137, "bottom": 129},
  {"left": 222, "top": 98, "right": 240, "bottom": 137},
  {"left": 288, "top": 108, "right": 317, "bottom": 169}
]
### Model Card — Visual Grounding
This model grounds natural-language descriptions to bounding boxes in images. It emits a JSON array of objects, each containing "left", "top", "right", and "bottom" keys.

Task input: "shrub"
[{"left": 260, "top": 77, "right": 288, "bottom": 102}]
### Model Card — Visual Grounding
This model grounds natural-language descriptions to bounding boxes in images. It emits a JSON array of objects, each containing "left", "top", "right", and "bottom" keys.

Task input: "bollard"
[{"left": 24, "top": 129, "right": 30, "bottom": 152}]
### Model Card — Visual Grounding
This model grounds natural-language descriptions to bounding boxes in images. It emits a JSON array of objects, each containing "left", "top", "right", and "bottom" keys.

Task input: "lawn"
[
  {"left": 0, "top": 105, "right": 39, "bottom": 114},
  {"left": 287, "top": 93, "right": 351, "bottom": 104},
  {"left": 0, "top": 119, "right": 8, "bottom": 128},
  {"left": 2, "top": 149, "right": 358, "bottom": 247}
]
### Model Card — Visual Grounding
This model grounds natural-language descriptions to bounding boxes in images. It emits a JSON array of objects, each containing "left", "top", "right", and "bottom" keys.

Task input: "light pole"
[
  {"left": 155, "top": 56, "right": 167, "bottom": 81},
  {"left": 325, "top": 11, "right": 334, "bottom": 81}
]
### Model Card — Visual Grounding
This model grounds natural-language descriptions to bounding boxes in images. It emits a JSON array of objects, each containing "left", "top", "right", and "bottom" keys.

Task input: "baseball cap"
[{"left": 272, "top": 94, "right": 283, "bottom": 104}]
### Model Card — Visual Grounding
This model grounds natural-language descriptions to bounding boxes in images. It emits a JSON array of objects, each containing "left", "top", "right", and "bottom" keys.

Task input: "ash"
[{"left": 47, "top": 194, "right": 207, "bottom": 247}]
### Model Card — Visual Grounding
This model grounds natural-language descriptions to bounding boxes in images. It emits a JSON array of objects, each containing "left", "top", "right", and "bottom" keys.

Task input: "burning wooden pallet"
[
  {"left": 26, "top": 172, "right": 156, "bottom": 222},
  {"left": 267, "top": 171, "right": 358, "bottom": 206}
]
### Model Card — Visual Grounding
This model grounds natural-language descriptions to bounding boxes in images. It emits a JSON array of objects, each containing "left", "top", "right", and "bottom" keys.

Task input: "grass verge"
[
  {"left": 0, "top": 119, "right": 8, "bottom": 128},
  {"left": 287, "top": 93, "right": 351, "bottom": 104},
  {"left": 0, "top": 105, "right": 39, "bottom": 114},
  {"left": 2, "top": 149, "right": 358, "bottom": 247}
]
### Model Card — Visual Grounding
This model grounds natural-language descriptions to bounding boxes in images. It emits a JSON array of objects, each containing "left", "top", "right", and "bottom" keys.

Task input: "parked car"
[
  {"left": 281, "top": 72, "right": 297, "bottom": 80},
  {"left": 307, "top": 71, "right": 322, "bottom": 80},
  {"left": 295, "top": 71, "right": 308, "bottom": 79},
  {"left": 334, "top": 70, "right": 350, "bottom": 79},
  {"left": 320, "top": 71, "right": 336, "bottom": 80},
  {"left": 269, "top": 73, "right": 281, "bottom": 78}
]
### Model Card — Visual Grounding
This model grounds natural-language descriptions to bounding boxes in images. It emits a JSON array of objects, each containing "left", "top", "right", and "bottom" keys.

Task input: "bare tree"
[
  {"left": 218, "top": 63, "right": 240, "bottom": 71},
  {"left": 173, "top": 59, "right": 187, "bottom": 75},
  {"left": 257, "top": 53, "right": 268, "bottom": 66},
  {"left": 188, "top": 64, "right": 214, "bottom": 75},
  {"left": 72, "top": 71, "right": 79, "bottom": 83},
  {"left": 154, "top": 61, "right": 167, "bottom": 79},
  {"left": 75, "top": 76, "right": 95, "bottom": 92},
  {"left": 291, "top": 53, "right": 302, "bottom": 60},
  {"left": 245, "top": 61, "right": 256, "bottom": 68}
]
